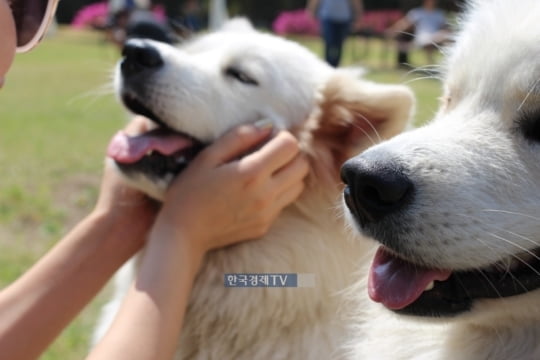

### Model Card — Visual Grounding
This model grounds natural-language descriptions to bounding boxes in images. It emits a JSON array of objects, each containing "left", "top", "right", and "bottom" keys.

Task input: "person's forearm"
[
  {"left": 352, "top": 0, "right": 363, "bottom": 17},
  {"left": 389, "top": 18, "right": 412, "bottom": 35},
  {"left": 87, "top": 219, "right": 203, "bottom": 360},
  {"left": 306, "top": 0, "right": 319, "bottom": 15},
  {"left": 0, "top": 211, "right": 145, "bottom": 360}
]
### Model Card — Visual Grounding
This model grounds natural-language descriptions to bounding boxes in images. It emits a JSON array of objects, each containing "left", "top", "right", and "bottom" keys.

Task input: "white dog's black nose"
[
  {"left": 341, "top": 155, "right": 413, "bottom": 225},
  {"left": 121, "top": 39, "right": 163, "bottom": 77}
]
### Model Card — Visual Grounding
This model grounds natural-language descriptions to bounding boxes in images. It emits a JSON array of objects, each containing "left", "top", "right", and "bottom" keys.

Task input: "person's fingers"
[
  {"left": 242, "top": 131, "right": 300, "bottom": 176},
  {"left": 122, "top": 116, "right": 153, "bottom": 135},
  {"left": 272, "top": 180, "right": 306, "bottom": 214},
  {"left": 198, "top": 124, "right": 273, "bottom": 166},
  {"left": 271, "top": 154, "right": 310, "bottom": 186},
  {"left": 267, "top": 155, "right": 309, "bottom": 217}
]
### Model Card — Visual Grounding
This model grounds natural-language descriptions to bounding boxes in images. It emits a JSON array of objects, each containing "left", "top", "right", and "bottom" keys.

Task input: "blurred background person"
[
  {"left": 181, "top": 0, "right": 202, "bottom": 32},
  {"left": 386, "top": 0, "right": 451, "bottom": 67},
  {"left": 105, "top": 0, "right": 175, "bottom": 49},
  {"left": 307, "top": 0, "right": 363, "bottom": 67}
]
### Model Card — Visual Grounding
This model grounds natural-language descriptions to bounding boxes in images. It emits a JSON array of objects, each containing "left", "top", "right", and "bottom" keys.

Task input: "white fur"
[
  {"left": 95, "top": 19, "right": 414, "bottom": 359},
  {"left": 116, "top": 27, "right": 334, "bottom": 146},
  {"left": 345, "top": 1, "right": 540, "bottom": 359}
]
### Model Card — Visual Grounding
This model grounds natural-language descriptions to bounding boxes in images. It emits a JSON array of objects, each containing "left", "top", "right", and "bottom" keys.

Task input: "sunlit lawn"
[
  {"left": 0, "top": 29, "right": 125, "bottom": 360},
  {"left": 0, "top": 27, "right": 442, "bottom": 359}
]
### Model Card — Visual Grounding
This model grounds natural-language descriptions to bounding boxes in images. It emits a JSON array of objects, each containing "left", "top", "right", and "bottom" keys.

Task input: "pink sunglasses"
[{"left": 9, "top": 0, "right": 59, "bottom": 52}]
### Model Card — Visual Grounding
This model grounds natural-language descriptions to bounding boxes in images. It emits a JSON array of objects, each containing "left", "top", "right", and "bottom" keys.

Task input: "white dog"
[
  {"left": 342, "top": 0, "right": 540, "bottom": 359},
  {"left": 94, "top": 19, "right": 414, "bottom": 359}
]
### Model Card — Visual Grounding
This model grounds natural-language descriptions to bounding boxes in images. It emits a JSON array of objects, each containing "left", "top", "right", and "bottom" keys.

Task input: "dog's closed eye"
[
  {"left": 519, "top": 108, "right": 540, "bottom": 142},
  {"left": 224, "top": 66, "right": 259, "bottom": 86}
]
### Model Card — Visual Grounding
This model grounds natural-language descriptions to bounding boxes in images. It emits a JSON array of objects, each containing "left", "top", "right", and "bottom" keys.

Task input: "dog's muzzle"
[
  {"left": 341, "top": 154, "right": 414, "bottom": 226},
  {"left": 109, "top": 39, "right": 207, "bottom": 189},
  {"left": 341, "top": 152, "right": 540, "bottom": 317},
  {"left": 121, "top": 38, "right": 164, "bottom": 78}
]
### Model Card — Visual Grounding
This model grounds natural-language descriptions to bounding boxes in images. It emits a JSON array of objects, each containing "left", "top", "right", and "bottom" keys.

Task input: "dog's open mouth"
[
  {"left": 369, "top": 246, "right": 540, "bottom": 317},
  {"left": 107, "top": 94, "right": 206, "bottom": 178}
]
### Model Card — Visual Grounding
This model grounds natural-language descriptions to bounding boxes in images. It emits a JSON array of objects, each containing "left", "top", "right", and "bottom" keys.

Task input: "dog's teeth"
[
  {"left": 147, "top": 150, "right": 154, "bottom": 156},
  {"left": 424, "top": 281, "right": 435, "bottom": 291}
]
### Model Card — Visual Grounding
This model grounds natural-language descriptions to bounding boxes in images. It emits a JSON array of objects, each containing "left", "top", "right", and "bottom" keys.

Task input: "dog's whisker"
[
  {"left": 472, "top": 236, "right": 509, "bottom": 266},
  {"left": 498, "top": 229, "right": 539, "bottom": 248},
  {"left": 348, "top": 114, "right": 378, "bottom": 146},
  {"left": 403, "top": 74, "right": 442, "bottom": 85},
  {"left": 404, "top": 63, "right": 443, "bottom": 76},
  {"left": 354, "top": 112, "right": 382, "bottom": 144},
  {"left": 66, "top": 83, "right": 117, "bottom": 109},
  {"left": 485, "top": 232, "right": 540, "bottom": 273},
  {"left": 429, "top": 41, "right": 447, "bottom": 53},
  {"left": 412, "top": 64, "right": 442, "bottom": 71},
  {"left": 476, "top": 269, "right": 503, "bottom": 298},
  {"left": 402, "top": 67, "right": 419, "bottom": 78},
  {"left": 399, "top": 63, "right": 436, "bottom": 79},
  {"left": 480, "top": 209, "right": 540, "bottom": 221},
  {"left": 477, "top": 235, "right": 540, "bottom": 281},
  {"left": 470, "top": 237, "right": 532, "bottom": 295},
  {"left": 453, "top": 273, "right": 474, "bottom": 301},
  {"left": 503, "top": 262, "right": 536, "bottom": 292},
  {"left": 502, "top": 253, "right": 540, "bottom": 282},
  {"left": 517, "top": 77, "right": 540, "bottom": 112},
  {"left": 456, "top": 213, "right": 540, "bottom": 270},
  {"left": 456, "top": 213, "right": 540, "bottom": 248}
]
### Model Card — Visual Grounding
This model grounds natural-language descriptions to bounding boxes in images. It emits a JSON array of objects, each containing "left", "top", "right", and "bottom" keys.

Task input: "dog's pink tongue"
[
  {"left": 368, "top": 246, "right": 451, "bottom": 310},
  {"left": 107, "top": 129, "right": 194, "bottom": 164}
]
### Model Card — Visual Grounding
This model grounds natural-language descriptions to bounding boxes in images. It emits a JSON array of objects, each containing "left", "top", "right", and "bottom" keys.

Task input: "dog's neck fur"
[
  {"left": 350, "top": 308, "right": 540, "bottom": 360},
  {"left": 172, "top": 75, "right": 415, "bottom": 359},
  {"left": 175, "top": 172, "right": 368, "bottom": 360},
  {"left": 346, "top": 258, "right": 540, "bottom": 360},
  {"left": 95, "top": 60, "right": 414, "bottom": 359}
]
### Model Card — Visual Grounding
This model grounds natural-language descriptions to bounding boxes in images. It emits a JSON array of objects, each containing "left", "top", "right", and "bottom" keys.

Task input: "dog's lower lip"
[
  {"left": 382, "top": 247, "right": 540, "bottom": 317},
  {"left": 121, "top": 92, "right": 172, "bottom": 131},
  {"left": 115, "top": 141, "right": 206, "bottom": 179},
  {"left": 108, "top": 129, "right": 202, "bottom": 164},
  {"left": 115, "top": 93, "right": 208, "bottom": 179}
]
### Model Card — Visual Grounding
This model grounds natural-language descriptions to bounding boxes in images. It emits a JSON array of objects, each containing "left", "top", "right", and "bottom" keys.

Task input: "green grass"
[
  {"left": 0, "top": 30, "right": 124, "bottom": 244},
  {"left": 0, "top": 28, "right": 442, "bottom": 359},
  {"left": 0, "top": 29, "right": 124, "bottom": 360}
]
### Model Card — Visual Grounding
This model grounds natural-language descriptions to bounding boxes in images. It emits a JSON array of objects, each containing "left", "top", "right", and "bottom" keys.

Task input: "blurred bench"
[
  {"left": 272, "top": 9, "right": 404, "bottom": 68},
  {"left": 351, "top": 10, "right": 403, "bottom": 67}
]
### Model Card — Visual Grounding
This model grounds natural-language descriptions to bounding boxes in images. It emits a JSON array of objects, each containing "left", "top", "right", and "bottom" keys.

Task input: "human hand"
[
  {"left": 93, "top": 117, "right": 160, "bottom": 246},
  {"left": 306, "top": 0, "right": 318, "bottom": 19},
  {"left": 154, "top": 123, "right": 309, "bottom": 259},
  {"left": 384, "top": 29, "right": 395, "bottom": 39},
  {"left": 307, "top": 8, "right": 317, "bottom": 19}
]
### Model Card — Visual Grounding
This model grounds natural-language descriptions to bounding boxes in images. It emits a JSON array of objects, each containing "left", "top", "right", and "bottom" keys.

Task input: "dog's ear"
[
  {"left": 305, "top": 72, "right": 414, "bottom": 181},
  {"left": 221, "top": 17, "right": 256, "bottom": 33}
]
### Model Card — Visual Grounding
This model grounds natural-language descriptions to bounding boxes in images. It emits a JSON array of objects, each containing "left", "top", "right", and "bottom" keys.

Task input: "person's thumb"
[
  {"left": 124, "top": 116, "right": 153, "bottom": 135},
  {"left": 200, "top": 120, "right": 274, "bottom": 165}
]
